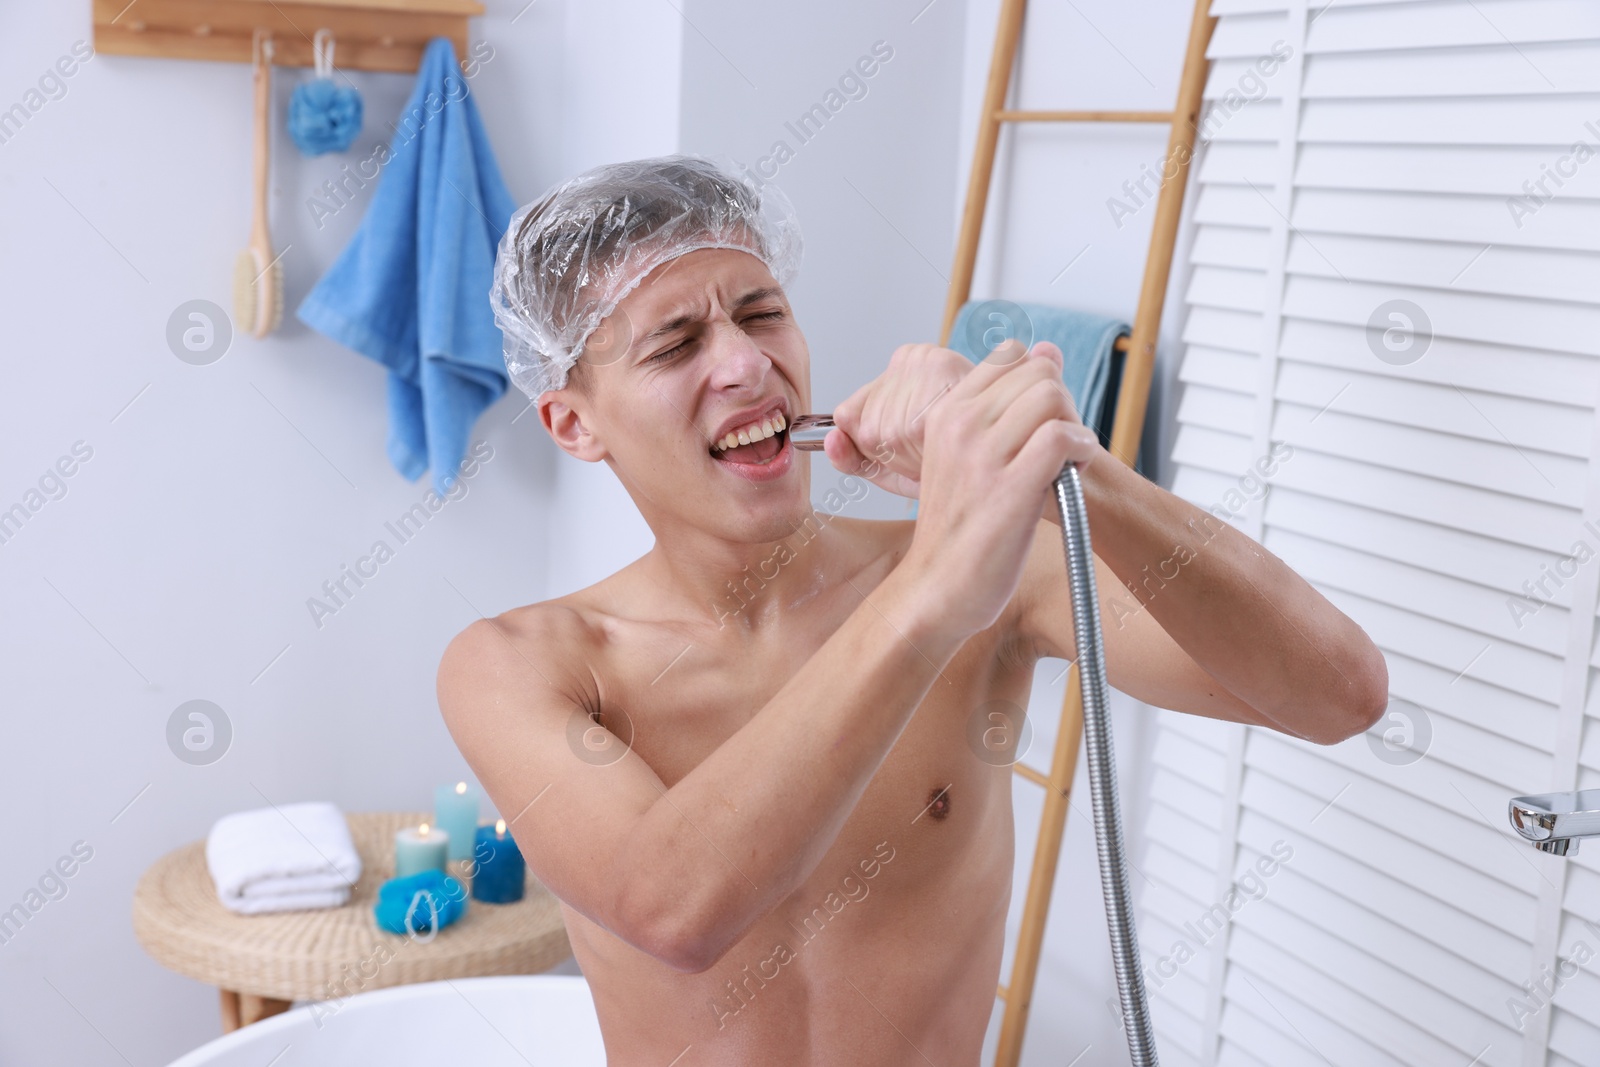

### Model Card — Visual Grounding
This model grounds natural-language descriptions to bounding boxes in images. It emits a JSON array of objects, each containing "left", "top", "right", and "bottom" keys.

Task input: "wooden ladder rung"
[
  {"left": 997, "top": 982, "right": 1010, "bottom": 1001},
  {"left": 1012, "top": 762, "right": 1050, "bottom": 789},
  {"left": 996, "top": 109, "right": 1174, "bottom": 123}
]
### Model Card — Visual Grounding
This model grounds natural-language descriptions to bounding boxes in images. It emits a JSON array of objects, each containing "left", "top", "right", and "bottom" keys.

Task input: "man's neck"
[{"left": 643, "top": 507, "right": 856, "bottom": 634}]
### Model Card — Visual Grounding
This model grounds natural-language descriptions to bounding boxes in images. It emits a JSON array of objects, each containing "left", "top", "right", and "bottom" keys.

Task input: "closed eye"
[
  {"left": 645, "top": 311, "right": 786, "bottom": 365},
  {"left": 645, "top": 341, "right": 690, "bottom": 364}
]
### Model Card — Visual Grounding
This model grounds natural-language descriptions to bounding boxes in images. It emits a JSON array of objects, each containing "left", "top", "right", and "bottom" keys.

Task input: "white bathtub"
[{"left": 166, "top": 976, "right": 606, "bottom": 1066}]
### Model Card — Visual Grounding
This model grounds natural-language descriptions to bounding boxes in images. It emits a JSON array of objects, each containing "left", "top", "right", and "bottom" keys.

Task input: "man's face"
[{"left": 540, "top": 247, "right": 813, "bottom": 543}]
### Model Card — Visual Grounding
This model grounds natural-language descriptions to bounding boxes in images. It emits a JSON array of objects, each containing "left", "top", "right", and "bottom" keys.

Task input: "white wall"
[
  {"left": 0, "top": 2, "right": 677, "bottom": 1063},
  {"left": 676, "top": 0, "right": 969, "bottom": 520},
  {"left": 0, "top": 0, "right": 1199, "bottom": 1063}
]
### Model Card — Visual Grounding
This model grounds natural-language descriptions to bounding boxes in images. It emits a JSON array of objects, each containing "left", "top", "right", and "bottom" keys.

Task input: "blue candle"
[
  {"left": 393, "top": 822, "right": 448, "bottom": 879},
  {"left": 471, "top": 820, "right": 526, "bottom": 904},
  {"left": 433, "top": 781, "right": 480, "bottom": 862}
]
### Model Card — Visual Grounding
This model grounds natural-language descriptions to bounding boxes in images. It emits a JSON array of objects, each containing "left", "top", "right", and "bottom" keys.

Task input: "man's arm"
[
  {"left": 1021, "top": 452, "right": 1388, "bottom": 744},
  {"left": 823, "top": 337, "right": 1386, "bottom": 742},
  {"left": 438, "top": 574, "right": 960, "bottom": 975}
]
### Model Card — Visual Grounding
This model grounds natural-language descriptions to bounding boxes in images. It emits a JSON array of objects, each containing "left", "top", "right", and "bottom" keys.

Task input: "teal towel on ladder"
[
  {"left": 297, "top": 37, "right": 516, "bottom": 495},
  {"left": 904, "top": 301, "right": 1144, "bottom": 520}
]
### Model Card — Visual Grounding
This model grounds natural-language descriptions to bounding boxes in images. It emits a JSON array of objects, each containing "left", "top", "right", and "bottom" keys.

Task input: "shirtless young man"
[{"left": 438, "top": 156, "right": 1387, "bottom": 1066}]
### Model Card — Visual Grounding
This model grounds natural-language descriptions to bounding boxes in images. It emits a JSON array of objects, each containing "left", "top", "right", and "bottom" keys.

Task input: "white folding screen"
[{"left": 1142, "top": 1, "right": 1600, "bottom": 1065}]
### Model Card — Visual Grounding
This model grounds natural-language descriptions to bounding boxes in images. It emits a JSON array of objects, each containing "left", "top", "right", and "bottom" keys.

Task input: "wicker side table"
[{"left": 133, "top": 811, "right": 571, "bottom": 1032}]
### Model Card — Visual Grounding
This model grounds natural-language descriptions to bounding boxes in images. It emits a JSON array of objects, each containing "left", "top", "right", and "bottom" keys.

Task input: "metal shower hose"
[{"left": 1053, "top": 461, "right": 1159, "bottom": 1066}]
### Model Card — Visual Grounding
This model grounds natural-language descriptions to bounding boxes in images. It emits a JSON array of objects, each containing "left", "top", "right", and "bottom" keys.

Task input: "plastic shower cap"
[{"left": 490, "top": 154, "right": 804, "bottom": 400}]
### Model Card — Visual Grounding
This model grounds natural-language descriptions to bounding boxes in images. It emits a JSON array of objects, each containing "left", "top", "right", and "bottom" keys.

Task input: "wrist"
[
  {"left": 1040, "top": 487, "right": 1062, "bottom": 526},
  {"left": 875, "top": 553, "right": 974, "bottom": 659},
  {"left": 1076, "top": 449, "right": 1152, "bottom": 572},
  {"left": 1040, "top": 451, "right": 1106, "bottom": 527}
]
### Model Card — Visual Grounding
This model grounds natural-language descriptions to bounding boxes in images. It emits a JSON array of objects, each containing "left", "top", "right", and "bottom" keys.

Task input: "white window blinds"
[{"left": 1144, "top": 1, "right": 1600, "bottom": 1065}]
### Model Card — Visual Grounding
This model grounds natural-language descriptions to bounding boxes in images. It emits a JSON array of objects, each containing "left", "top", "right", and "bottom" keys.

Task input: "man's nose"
[{"left": 704, "top": 321, "right": 772, "bottom": 389}]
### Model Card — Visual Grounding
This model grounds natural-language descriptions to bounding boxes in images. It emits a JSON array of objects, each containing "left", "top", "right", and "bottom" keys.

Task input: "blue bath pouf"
[
  {"left": 374, "top": 870, "right": 467, "bottom": 936},
  {"left": 288, "top": 78, "right": 362, "bottom": 156}
]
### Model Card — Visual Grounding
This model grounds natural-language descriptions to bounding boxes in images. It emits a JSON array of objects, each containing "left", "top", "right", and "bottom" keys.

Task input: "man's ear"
[{"left": 540, "top": 391, "right": 607, "bottom": 462}]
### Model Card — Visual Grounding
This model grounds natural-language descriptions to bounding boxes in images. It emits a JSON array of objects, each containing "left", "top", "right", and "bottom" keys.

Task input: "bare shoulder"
[{"left": 436, "top": 594, "right": 606, "bottom": 733}]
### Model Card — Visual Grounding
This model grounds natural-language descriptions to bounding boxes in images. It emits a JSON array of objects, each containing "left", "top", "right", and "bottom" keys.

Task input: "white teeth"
[{"left": 712, "top": 412, "right": 786, "bottom": 453}]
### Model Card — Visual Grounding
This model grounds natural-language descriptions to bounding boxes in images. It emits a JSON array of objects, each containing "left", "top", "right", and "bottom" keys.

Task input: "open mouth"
[{"left": 710, "top": 411, "right": 789, "bottom": 467}]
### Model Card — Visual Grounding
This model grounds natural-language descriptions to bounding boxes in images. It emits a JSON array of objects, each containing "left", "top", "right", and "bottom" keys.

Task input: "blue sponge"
[
  {"left": 374, "top": 870, "right": 467, "bottom": 935},
  {"left": 289, "top": 78, "right": 362, "bottom": 156}
]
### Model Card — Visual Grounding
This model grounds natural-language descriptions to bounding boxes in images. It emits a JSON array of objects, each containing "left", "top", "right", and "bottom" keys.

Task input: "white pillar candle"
[{"left": 394, "top": 822, "right": 449, "bottom": 878}]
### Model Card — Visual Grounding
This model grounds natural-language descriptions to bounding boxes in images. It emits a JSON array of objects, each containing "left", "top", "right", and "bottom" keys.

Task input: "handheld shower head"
[{"left": 787, "top": 414, "right": 833, "bottom": 451}]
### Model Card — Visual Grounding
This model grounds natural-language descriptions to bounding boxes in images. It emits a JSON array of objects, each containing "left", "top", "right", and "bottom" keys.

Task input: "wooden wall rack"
[{"left": 92, "top": 0, "right": 484, "bottom": 73}]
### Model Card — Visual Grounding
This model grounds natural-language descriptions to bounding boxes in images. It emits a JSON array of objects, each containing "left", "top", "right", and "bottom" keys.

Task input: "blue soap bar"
[{"left": 375, "top": 870, "right": 467, "bottom": 935}]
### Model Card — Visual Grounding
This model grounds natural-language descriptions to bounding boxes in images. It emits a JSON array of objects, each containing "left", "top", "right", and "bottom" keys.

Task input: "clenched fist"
[
  {"left": 830, "top": 339, "right": 1102, "bottom": 637},
  {"left": 824, "top": 340, "right": 1098, "bottom": 498}
]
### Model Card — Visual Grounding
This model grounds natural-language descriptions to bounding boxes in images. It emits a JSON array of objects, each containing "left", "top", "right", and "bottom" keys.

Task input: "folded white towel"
[
  {"left": 222, "top": 886, "right": 352, "bottom": 916},
  {"left": 240, "top": 871, "right": 353, "bottom": 898},
  {"left": 206, "top": 802, "right": 362, "bottom": 915}
]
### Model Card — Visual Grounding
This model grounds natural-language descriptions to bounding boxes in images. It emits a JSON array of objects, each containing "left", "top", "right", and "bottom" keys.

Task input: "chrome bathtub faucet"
[{"left": 1508, "top": 789, "right": 1600, "bottom": 856}]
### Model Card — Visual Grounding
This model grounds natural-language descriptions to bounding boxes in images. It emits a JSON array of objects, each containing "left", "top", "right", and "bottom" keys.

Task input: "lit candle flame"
[
  {"left": 419, "top": 822, "right": 430, "bottom": 834},
  {"left": 455, "top": 782, "right": 467, "bottom": 794},
  {"left": 495, "top": 819, "right": 507, "bottom": 836}
]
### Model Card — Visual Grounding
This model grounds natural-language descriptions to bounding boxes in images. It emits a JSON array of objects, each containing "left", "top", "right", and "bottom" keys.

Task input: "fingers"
[
  {"left": 834, "top": 343, "right": 968, "bottom": 474},
  {"left": 822, "top": 427, "right": 921, "bottom": 498},
  {"left": 832, "top": 377, "right": 873, "bottom": 432},
  {"left": 939, "top": 340, "right": 1093, "bottom": 494},
  {"left": 822, "top": 426, "right": 869, "bottom": 474},
  {"left": 1029, "top": 341, "right": 1064, "bottom": 375},
  {"left": 986, "top": 377, "right": 1082, "bottom": 463},
  {"left": 950, "top": 338, "right": 1029, "bottom": 400},
  {"left": 1010, "top": 417, "right": 1089, "bottom": 497},
  {"left": 934, "top": 345, "right": 1080, "bottom": 470},
  {"left": 951, "top": 341, "right": 1073, "bottom": 424}
]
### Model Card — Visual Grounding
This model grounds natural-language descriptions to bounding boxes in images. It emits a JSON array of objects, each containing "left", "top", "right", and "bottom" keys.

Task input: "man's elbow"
[
  {"left": 1305, "top": 640, "right": 1390, "bottom": 746},
  {"left": 660, "top": 933, "right": 733, "bottom": 975},
  {"left": 614, "top": 882, "right": 737, "bottom": 975},
  {"left": 638, "top": 915, "right": 731, "bottom": 975}
]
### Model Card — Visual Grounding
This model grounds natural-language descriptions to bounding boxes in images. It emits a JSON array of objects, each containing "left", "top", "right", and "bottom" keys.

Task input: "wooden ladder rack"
[{"left": 936, "top": 2, "right": 1217, "bottom": 1064}]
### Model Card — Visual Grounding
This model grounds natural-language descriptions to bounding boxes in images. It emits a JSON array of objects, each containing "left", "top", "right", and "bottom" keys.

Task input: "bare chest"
[{"left": 588, "top": 610, "right": 1033, "bottom": 922}]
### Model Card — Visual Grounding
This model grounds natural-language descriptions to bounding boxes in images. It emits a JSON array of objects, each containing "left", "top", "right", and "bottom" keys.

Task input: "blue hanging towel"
[{"left": 298, "top": 37, "right": 516, "bottom": 494}]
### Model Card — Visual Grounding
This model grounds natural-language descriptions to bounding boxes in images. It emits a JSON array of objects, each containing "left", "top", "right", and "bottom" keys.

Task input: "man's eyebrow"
[
  {"left": 730, "top": 285, "right": 786, "bottom": 311},
  {"left": 638, "top": 286, "right": 787, "bottom": 345}
]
